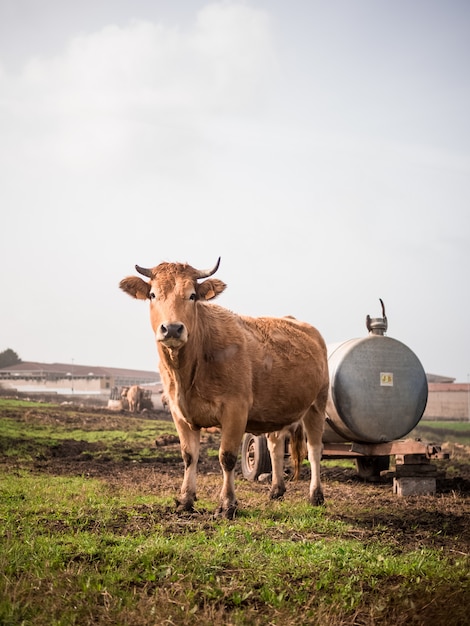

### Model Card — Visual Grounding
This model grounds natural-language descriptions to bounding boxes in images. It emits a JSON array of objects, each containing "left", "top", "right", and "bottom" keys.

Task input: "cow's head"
[{"left": 119, "top": 258, "right": 226, "bottom": 350}]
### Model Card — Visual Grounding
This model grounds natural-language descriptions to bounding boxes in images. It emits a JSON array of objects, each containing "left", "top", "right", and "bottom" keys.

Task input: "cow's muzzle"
[{"left": 157, "top": 323, "right": 187, "bottom": 346}]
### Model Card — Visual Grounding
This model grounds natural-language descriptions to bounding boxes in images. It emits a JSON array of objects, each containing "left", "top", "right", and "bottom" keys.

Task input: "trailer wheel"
[
  {"left": 241, "top": 433, "right": 272, "bottom": 481},
  {"left": 355, "top": 455, "right": 390, "bottom": 479}
]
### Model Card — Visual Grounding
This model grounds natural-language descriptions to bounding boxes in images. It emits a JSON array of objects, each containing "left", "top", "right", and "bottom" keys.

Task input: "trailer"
[{"left": 240, "top": 300, "right": 449, "bottom": 495}]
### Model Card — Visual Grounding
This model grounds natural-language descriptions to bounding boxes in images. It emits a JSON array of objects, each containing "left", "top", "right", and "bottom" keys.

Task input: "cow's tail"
[{"left": 290, "top": 422, "right": 307, "bottom": 481}]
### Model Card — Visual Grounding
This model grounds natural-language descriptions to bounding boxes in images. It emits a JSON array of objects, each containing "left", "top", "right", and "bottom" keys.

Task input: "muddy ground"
[{"left": 1, "top": 404, "right": 470, "bottom": 557}]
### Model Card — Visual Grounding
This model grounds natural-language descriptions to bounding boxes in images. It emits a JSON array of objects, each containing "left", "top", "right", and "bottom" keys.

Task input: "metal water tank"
[{"left": 324, "top": 301, "right": 428, "bottom": 444}]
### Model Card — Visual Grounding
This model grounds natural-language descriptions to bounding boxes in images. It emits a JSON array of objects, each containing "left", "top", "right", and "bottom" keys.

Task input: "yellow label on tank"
[{"left": 380, "top": 372, "right": 394, "bottom": 386}]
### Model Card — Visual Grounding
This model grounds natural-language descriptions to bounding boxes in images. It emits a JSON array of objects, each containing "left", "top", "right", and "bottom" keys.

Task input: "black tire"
[
  {"left": 355, "top": 455, "right": 390, "bottom": 479},
  {"left": 240, "top": 433, "right": 272, "bottom": 481}
]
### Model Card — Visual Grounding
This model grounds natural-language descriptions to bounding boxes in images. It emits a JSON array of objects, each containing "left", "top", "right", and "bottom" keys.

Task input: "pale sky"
[{"left": 1, "top": 0, "right": 469, "bottom": 381}]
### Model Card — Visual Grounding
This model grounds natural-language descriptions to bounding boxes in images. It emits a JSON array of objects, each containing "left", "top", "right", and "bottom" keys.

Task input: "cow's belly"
[
  {"left": 246, "top": 404, "right": 308, "bottom": 435},
  {"left": 245, "top": 418, "right": 302, "bottom": 436},
  {"left": 166, "top": 352, "right": 326, "bottom": 433}
]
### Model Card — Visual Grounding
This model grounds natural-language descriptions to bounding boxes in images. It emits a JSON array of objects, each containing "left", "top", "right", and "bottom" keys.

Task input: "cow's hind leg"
[
  {"left": 266, "top": 431, "right": 287, "bottom": 499},
  {"left": 173, "top": 416, "right": 200, "bottom": 512},
  {"left": 303, "top": 385, "right": 328, "bottom": 506}
]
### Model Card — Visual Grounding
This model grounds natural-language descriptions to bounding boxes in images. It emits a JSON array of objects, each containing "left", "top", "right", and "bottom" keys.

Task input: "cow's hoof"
[
  {"left": 310, "top": 489, "right": 325, "bottom": 506},
  {"left": 215, "top": 503, "right": 238, "bottom": 520},
  {"left": 269, "top": 486, "right": 286, "bottom": 500},
  {"left": 175, "top": 497, "right": 195, "bottom": 514}
]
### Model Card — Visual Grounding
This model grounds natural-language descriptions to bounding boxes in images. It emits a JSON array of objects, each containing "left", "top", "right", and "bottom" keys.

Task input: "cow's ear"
[
  {"left": 197, "top": 278, "right": 227, "bottom": 301},
  {"left": 119, "top": 276, "right": 150, "bottom": 300}
]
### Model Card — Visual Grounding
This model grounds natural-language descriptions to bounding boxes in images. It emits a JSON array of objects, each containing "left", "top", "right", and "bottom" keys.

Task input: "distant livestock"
[
  {"left": 120, "top": 258, "right": 328, "bottom": 518},
  {"left": 119, "top": 385, "right": 148, "bottom": 412},
  {"left": 120, "top": 386, "right": 130, "bottom": 407},
  {"left": 127, "top": 385, "right": 144, "bottom": 413}
]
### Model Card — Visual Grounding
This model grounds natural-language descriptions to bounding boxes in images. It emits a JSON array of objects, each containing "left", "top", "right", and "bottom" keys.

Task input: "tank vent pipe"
[{"left": 366, "top": 298, "right": 388, "bottom": 335}]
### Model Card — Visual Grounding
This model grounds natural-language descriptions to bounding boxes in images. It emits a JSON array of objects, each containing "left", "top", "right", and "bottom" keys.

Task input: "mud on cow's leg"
[
  {"left": 216, "top": 450, "right": 239, "bottom": 519},
  {"left": 177, "top": 449, "right": 198, "bottom": 512},
  {"left": 266, "top": 431, "right": 287, "bottom": 500},
  {"left": 215, "top": 413, "right": 247, "bottom": 519},
  {"left": 174, "top": 418, "right": 200, "bottom": 512}
]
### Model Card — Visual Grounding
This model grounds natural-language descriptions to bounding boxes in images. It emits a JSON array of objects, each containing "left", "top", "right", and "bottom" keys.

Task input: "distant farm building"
[
  {"left": 0, "top": 361, "right": 162, "bottom": 406},
  {"left": 0, "top": 362, "right": 468, "bottom": 420},
  {"left": 423, "top": 374, "right": 470, "bottom": 421}
]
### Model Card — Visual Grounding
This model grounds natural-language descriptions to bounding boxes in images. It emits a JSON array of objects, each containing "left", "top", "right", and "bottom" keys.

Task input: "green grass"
[
  {"left": 0, "top": 416, "right": 161, "bottom": 445},
  {"left": 410, "top": 419, "right": 470, "bottom": 445},
  {"left": 0, "top": 398, "right": 58, "bottom": 410},
  {"left": 321, "top": 458, "right": 356, "bottom": 469},
  {"left": 0, "top": 399, "right": 177, "bottom": 464},
  {"left": 0, "top": 399, "right": 469, "bottom": 625},
  {"left": 1, "top": 470, "right": 468, "bottom": 626},
  {"left": 426, "top": 421, "right": 470, "bottom": 430}
]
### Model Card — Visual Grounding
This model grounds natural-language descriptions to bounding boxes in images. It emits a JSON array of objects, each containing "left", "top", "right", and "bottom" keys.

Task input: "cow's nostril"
[{"left": 161, "top": 323, "right": 185, "bottom": 339}]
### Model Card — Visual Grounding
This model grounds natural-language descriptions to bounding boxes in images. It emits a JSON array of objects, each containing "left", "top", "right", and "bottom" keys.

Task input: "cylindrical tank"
[{"left": 324, "top": 302, "right": 428, "bottom": 444}]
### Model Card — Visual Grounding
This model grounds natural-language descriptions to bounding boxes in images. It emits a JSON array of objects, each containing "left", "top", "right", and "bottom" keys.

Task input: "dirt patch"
[
  {"left": 2, "top": 404, "right": 172, "bottom": 428},
  {"left": 2, "top": 403, "right": 469, "bottom": 626},
  {"left": 2, "top": 403, "right": 469, "bottom": 557}
]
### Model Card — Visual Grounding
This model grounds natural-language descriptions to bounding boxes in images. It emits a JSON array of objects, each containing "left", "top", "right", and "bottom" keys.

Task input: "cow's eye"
[
  {"left": 189, "top": 293, "right": 197, "bottom": 301},
  {"left": 149, "top": 292, "right": 156, "bottom": 300}
]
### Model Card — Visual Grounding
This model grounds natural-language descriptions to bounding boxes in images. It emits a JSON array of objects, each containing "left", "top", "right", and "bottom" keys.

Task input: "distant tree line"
[{"left": 0, "top": 349, "right": 22, "bottom": 368}]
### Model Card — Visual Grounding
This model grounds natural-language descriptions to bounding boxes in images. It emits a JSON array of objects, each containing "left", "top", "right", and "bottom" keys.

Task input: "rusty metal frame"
[{"left": 321, "top": 440, "right": 448, "bottom": 460}]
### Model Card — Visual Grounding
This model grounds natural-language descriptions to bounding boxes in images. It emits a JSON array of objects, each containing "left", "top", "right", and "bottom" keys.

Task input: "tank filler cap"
[{"left": 366, "top": 298, "right": 388, "bottom": 335}]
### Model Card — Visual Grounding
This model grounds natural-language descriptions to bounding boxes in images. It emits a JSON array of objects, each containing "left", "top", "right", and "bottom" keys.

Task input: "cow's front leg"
[
  {"left": 173, "top": 416, "right": 200, "bottom": 512},
  {"left": 216, "top": 414, "right": 246, "bottom": 519},
  {"left": 266, "top": 431, "right": 287, "bottom": 499}
]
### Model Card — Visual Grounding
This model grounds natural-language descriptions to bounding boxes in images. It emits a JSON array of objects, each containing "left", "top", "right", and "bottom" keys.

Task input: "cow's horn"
[
  {"left": 135, "top": 265, "right": 153, "bottom": 278},
  {"left": 195, "top": 257, "right": 221, "bottom": 279}
]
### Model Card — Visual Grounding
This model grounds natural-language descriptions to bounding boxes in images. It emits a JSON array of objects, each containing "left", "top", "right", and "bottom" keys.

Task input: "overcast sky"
[{"left": 1, "top": 0, "right": 469, "bottom": 382}]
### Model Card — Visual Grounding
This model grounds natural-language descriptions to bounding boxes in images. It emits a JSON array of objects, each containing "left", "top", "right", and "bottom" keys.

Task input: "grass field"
[
  {"left": 0, "top": 400, "right": 469, "bottom": 625},
  {"left": 410, "top": 419, "right": 470, "bottom": 445}
]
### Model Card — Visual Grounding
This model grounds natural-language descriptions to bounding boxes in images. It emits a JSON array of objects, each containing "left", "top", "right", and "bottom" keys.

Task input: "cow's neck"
[
  {"left": 158, "top": 341, "right": 200, "bottom": 424},
  {"left": 160, "top": 345, "right": 184, "bottom": 370}
]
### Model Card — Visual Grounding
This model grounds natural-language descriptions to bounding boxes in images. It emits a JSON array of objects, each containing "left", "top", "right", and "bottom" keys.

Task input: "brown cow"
[
  {"left": 127, "top": 385, "right": 143, "bottom": 413},
  {"left": 120, "top": 386, "right": 130, "bottom": 409},
  {"left": 119, "top": 258, "right": 328, "bottom": 518}
]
